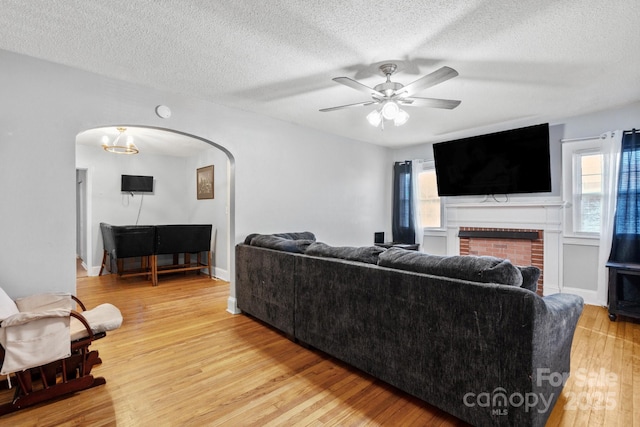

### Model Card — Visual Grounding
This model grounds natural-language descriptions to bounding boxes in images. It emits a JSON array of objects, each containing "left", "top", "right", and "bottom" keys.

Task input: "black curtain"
[
  {"left": 392, "top": 161, "right": 415, "bottom": 244},
  {"left": 609, "top": 129, "right": 640, "bottom": 263}
]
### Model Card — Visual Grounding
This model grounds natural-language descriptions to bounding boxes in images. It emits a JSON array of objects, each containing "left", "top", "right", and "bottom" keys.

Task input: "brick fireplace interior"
[{"left": 458, "top": 227, "right": 544, "bottom": 295}]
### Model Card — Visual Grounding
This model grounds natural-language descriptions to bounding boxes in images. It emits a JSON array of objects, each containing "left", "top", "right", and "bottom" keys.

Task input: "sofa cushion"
[
  {"left": 243, "top": 233, "right": 260, "bottom": 245},
  {"left": 273, "top": 232, "right": 316, "bottom": 241},
  {"left": 306, "top": 242, "right": 386, "bottom": 264},
  {"left": 249, "top": 234, "right": 314, "bottom": 253},
  {"left": 377, "top": 247, "right": 523, "bottom": 286},
  {"left": 244, "top": 231, "right": 316, "bottom": 245},
  {"left": 518, "top": 266, "right": 541, "bottom": 292}
]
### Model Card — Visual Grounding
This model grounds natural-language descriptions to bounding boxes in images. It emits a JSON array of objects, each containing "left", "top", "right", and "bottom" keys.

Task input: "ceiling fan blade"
[
  {"left": 332, "top": 77, "right": 386, "bottom": 98},
  {"left": 399, "top": 97, "right": 461, "bottom": 109},
  {"left": 397, "top": 66, "right": 459, "bottom": 97},
  {"left": 319, "top": 100, "right": 378, "bottom": 112}
]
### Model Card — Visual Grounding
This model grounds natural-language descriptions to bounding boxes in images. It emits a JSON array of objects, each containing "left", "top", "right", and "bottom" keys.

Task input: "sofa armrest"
[
  {"left": 536, "top": 292, "right": 584, "bottom": 362},
  {"left": 540, "top": 293, "right": 584, "bottom": 327},
  {"left": 530, "top": 292, "right": 584, "bottom": 422},
  {"left": 535, "top": 293, "right": 584, "bottom": 355},
  {"left": 72, "top": 303, "right": 123, "bottom": 337}
]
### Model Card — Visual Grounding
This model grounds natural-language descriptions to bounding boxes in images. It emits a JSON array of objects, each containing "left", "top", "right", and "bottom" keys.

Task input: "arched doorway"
[{"left": 75, "top": 125, "right": 236, "bottom": 308}]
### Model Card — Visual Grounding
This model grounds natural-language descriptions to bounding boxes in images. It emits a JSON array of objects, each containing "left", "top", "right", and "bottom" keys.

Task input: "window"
[
  {"left": 417, "top": 162, "right": 443, "bottom": 228},
  {"left": 574, "top": 151, "right": 604, "bottom": 233},
  {"left": 562, "top": 139, "right": 605, "bottom": 236}
]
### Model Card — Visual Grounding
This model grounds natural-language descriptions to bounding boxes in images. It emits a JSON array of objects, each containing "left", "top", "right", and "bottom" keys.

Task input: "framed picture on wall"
[{"left": 197, "top": 165, "right": 214, "bottom": 199}]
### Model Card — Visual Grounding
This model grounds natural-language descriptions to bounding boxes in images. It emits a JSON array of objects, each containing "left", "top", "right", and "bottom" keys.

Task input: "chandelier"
[{"left": 102, "top": 127, "right": 139, "bottom": 154}]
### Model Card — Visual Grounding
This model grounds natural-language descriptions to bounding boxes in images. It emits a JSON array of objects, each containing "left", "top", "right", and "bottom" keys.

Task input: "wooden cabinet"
[{"left": 607, "top": 262, "right": 640, "bottom": 321}]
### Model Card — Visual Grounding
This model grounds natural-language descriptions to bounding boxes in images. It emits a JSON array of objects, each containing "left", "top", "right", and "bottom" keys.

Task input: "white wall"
[
  {"left": 0, "top": 49, "right": 391, "bottom": 300},
  {"left": 76, "top": 169, "right": 88, "bottom": 263},
  {"left": 560, "top": 101, "right": 640, "bottom": 140},
  {"left": 186, "top": 149, "right": 230, "bottom": 279},
  {"left": 232, "top": 132, "right": 391, "bottom": 246},
  {"left": 76, "top": 144, "right": 189, "bottom": 226}
]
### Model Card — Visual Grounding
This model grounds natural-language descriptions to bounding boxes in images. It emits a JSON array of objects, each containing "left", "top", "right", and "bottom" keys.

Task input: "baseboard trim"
[
  {"left": 87, "top": 265, "right": 229, "bottom": 281},
  {"left": 227, "top": 297, "right": 241, "bottom": 315},
  {"left": 560, "top": 286, "right": 605, "bottom": 307},
  {"left": 213, "top": 267, "right": 229, "bottom": 282}
]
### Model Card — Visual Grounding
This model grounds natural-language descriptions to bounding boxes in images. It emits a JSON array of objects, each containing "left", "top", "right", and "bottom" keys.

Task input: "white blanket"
[
  {"left": 15, "top": 292, "right": 73, "bottom": 312},
  {"left": 0, "top": 309, "right": 71, "bottom": 375}
]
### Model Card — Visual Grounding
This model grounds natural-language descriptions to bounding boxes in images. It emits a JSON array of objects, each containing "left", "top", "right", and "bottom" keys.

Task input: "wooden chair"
[{"left": 0, "top": 288, "right": 122, "bottom": 415}]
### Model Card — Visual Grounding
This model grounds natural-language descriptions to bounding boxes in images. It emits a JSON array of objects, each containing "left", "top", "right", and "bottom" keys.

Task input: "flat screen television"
[
  {"left": 432, "top": 123, "right": 551, "bottom": 196},
  {"left": 121, "top": 175, "right": 154, "bottom": 193}
]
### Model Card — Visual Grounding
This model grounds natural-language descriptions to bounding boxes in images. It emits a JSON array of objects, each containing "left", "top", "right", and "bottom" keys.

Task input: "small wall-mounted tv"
[
  {"left": 121, "top": 175, "right": 154, "bottom": 193},
  {"left": 432, "top": 123, "right": 551, "bottom": 196}
]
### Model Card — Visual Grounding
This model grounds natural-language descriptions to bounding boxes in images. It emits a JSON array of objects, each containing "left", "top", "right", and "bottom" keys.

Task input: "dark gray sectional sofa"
[{"left": 235, "top": 232, "right": 584, "bottom": 427}]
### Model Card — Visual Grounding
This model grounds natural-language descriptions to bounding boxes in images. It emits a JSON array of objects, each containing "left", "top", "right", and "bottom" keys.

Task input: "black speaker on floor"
[{"left": 374, "top": 232, "right": 385, "bottom": 244}]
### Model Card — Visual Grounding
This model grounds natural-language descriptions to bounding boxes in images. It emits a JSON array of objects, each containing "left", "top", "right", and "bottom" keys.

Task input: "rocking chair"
[{"left": 0, "top": 288, "right": 122, "bottom": 415}]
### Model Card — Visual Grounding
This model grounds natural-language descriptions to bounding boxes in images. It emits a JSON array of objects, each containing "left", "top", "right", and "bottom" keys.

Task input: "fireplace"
[
  {"left": 459, "top": 227, "right": 544, "bottom": 295},
  {"left": 445, "top": 200, "right": 563, "bottom": 296}
]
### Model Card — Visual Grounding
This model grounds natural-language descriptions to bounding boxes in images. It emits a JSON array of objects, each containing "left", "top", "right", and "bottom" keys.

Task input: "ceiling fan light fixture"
[
  {"left": 102, "top": 127, "right": 139, "bottom": 154},
  {"left": 394, "top": 109, "right": 410, "bottom": 126},
  {"left": 321, "top": 62, "right": 460, "bottom": 130},
  {"left": 366, "top": 109, "right": 382, "bottom": 127},
  {"left": 381, "top": 101, "right": 399, "bottom": 120}
]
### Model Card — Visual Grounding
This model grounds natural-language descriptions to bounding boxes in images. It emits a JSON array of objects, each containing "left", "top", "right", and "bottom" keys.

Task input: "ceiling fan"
[{"left": 320, "top": 63, "right": 461, "bottom": 128}]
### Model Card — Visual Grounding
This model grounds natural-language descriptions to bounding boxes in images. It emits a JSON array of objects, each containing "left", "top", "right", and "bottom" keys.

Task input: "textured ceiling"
[{"left": 1, "top": 0, "right": 639, "bottom": 149}]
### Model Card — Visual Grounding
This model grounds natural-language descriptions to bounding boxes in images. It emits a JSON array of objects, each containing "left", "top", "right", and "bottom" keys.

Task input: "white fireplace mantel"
[{"left": 444, "top": 198, "right": 566, "bottom": 295}]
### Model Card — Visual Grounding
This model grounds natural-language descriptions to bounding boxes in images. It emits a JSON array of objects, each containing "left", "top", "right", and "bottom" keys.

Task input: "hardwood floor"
[
  {"left": 76, "top": 257, "right": 88, "bottom": 278},
  {"left": 0, "top": 273, "right": 638, "bottom": 426}
]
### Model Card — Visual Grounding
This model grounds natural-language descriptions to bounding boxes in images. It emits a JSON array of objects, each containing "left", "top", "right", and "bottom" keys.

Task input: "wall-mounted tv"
[
  {"left": 432, "top": 123, "right": 551, "bottom": 196},
  {"left": 121, "top": 175, "right": 154, "bottom": 193}
]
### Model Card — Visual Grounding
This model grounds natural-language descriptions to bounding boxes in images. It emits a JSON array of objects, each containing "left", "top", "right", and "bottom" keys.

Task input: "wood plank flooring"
[{"left": 0, "top": 273, "right": 638, "bottom": 426}]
